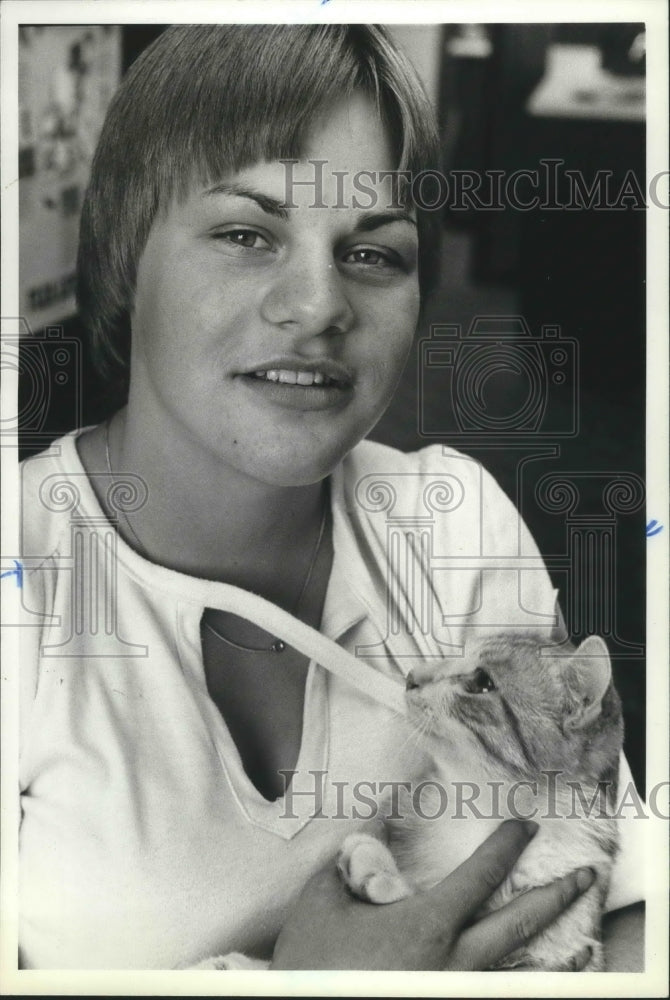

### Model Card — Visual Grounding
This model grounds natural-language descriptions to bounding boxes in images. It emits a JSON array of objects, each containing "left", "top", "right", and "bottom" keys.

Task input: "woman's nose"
[{"left": 260, "top": 254, "right": 355, "bottom": 337}]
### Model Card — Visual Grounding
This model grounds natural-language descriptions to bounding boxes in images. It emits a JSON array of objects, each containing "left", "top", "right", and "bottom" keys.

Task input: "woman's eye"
[
  {"left": 465, "top": 668, "right": 497, "bottom": 694},
  {"left": 343, "top": 247, "right": 397, "bottom": 268},
  {"left": 213, "top": 229, "right": 272, "bottom": 252}
]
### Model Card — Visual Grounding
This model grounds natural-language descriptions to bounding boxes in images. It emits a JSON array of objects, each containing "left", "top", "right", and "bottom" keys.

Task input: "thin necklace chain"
[
  {"left": 202, "top": 500, "right": 326, "bottom": 654},
  {"left": 104, "top": 416, "right": 327, "bottom": 655}
]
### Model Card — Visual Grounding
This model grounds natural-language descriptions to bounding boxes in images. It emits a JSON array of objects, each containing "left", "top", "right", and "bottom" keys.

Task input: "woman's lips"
[
  {"left": 238, "top": 365, "right": 352, "bottom": 411},
  {"left": 251, "top": 369, "right": 336, "bottom": 386}
]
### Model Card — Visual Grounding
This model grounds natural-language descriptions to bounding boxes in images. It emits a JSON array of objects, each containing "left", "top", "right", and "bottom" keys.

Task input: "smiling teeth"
[{"left": 254, "top": 370, "right": 331, "bottom": 386}]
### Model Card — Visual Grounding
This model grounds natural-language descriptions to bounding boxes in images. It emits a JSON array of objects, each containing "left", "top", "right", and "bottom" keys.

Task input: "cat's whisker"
[
  {"left": 396, "top": 708, "right": 427, "bottom": 751},
  {"left": 401, "top": 708, "right": 436, "bottom": 753},
  {"left": 397, "top": 718, "right": 423, "bottom": 753}
]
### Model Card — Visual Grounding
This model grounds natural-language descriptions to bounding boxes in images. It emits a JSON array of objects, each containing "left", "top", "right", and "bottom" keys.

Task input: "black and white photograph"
[{"left": 1, "top": 1, "right": 668, "bottom": 995}]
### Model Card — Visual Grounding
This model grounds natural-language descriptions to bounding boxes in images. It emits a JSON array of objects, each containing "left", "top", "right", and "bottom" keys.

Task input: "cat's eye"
[{"left": 466, "top": 668, "right": 497, "bottom": 694}]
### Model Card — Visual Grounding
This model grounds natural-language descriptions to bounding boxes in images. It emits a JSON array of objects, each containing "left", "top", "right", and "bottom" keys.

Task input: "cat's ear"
[{"left": 563, "top": 635, "right": 612, "bottom": 731}]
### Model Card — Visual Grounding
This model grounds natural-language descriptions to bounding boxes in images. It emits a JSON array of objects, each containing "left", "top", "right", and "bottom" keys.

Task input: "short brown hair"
[{"left": 77, "top": 24, "right": 441, "bottom": 391}]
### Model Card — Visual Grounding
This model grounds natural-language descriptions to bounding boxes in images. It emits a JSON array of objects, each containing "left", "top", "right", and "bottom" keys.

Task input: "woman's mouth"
[
  {"left": 238, "top": 361, "right": 353, "bottom": 411},
  {"left": 250, "top": 369, "right": 338, "bottom": 387}
]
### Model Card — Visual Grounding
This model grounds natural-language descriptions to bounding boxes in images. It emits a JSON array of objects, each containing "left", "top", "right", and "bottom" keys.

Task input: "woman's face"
[{"left": 130, "top": 92, "right": 421, "bottom": 486}]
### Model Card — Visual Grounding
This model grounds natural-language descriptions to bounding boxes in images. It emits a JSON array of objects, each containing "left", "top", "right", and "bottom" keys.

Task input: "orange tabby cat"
[{"left": 338, "top": 633, "right": 623, "bottom": 971}]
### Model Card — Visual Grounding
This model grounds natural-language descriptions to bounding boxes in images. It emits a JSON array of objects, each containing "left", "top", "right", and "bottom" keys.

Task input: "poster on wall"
[{"left": 19, "top": 25, "right": 121, "bottom": 332}]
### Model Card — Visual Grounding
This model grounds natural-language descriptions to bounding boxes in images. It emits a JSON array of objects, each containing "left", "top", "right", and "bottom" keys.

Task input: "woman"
[{"left": 19, "top": 24, "right": 642, "bottom": 970}]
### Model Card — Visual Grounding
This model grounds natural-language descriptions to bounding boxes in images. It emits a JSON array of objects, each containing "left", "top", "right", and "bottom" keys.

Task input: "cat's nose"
[{"left": 406, "top": 663, "right": 438, "bottom": 689}]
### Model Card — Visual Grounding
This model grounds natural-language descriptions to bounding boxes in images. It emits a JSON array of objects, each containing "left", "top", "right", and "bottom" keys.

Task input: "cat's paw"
[{"left": 337, "top": 833, "right": 411, "bottom": 904}]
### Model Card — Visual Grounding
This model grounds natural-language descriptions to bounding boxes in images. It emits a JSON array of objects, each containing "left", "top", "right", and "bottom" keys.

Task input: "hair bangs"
[
  {"left": 77, "top": 24, "right": 441, "bottom": 390},
  {"left": 152, "top": 25, "right": 408, "bottom": 202}
]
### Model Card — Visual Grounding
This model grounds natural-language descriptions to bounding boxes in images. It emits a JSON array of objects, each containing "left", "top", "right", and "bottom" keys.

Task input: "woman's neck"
[{"left": 92, "top": 405, "right": 329, "bottom": 604}]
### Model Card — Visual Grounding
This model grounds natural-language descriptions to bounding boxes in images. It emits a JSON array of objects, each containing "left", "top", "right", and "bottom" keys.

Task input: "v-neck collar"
[
  {"left": 49, "top": 430, "right": 406, "bottom": 837},
  {"left": 176, "top": 604, "right": 329, "bottom": 838}
]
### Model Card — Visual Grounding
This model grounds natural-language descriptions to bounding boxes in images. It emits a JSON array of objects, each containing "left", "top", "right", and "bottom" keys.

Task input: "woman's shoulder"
[
  {"left": 339, "top": 438, "right": 536, "bottom": 557},
  {"left": 344, "top": 438, "right": 485, "bottom": 476},
  {"left": 19, "top": 429, "right": 89, "bottom": 559},
  {"left": 341, "top": 439, "right": 504, "bottom": 507}
]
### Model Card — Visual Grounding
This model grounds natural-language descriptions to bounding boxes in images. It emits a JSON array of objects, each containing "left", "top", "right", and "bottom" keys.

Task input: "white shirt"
[{"left": 18, "top": 431, "right": 643, "bottom": 968}]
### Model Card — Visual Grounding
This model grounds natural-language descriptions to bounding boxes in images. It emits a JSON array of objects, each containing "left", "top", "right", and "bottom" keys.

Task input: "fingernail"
[
  {"left": 576, "top": 866, "right": 596, "bottom": 891},
  {"left": 523, "top": 820, "right": 539, "bottom": 839}
]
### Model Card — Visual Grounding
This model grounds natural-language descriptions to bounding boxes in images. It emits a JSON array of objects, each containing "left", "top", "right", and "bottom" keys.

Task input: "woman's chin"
[
  {"left": 246, "top": 455, "right": 342, "bottom": 489},
  {"left": 228, "top": 433, "right": 365, "bottom": 489}
]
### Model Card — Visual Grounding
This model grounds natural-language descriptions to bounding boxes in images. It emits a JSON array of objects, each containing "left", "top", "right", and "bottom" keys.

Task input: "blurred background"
[{"left": 15, "top": 23, "right": 646, "bottom": 789}]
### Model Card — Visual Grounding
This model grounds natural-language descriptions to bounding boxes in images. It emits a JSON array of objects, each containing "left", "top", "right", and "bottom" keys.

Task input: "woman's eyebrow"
[
  {"left": 353, "top": 210, "right": 417, "bottom": 233},
  {"left": 201, "top": 182, "right": 289, "bottom": 221},
  {"left": 201, "top": 184, "right": 416, "bottom": 232}
]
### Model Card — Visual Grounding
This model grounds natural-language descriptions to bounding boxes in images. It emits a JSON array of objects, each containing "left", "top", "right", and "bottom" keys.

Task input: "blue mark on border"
[
  {"left": 1, "top": 559, "right": 23, "bottom": 587},
  {"left": 646, "top": 520, "right": 663, "bottom": 537}
]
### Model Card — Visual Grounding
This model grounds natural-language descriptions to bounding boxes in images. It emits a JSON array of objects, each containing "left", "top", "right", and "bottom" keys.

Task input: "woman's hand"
[{"left": 271, "top": 819, "right": 595, "bottom": 970}]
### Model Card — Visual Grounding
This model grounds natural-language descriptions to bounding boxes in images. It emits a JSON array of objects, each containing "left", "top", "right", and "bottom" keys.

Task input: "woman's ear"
[{"left": 562, "top": 635, "right": 612, "bottom": 731}]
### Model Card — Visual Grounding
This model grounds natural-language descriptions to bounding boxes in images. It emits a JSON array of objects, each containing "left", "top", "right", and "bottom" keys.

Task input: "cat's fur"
[{"left": 338, "top": 633, "right": 623, "bottom": 971}]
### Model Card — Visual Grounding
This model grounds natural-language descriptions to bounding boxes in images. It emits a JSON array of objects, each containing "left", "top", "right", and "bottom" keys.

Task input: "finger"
[
  {"left": 427, "top": 820, "right": 538, "bottom": 925},
  {"left": 453, "top": 866, "right": 596, "bottom": 970}
]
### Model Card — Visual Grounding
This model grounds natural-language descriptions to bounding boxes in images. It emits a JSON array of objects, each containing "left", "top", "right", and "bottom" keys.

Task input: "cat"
[{"left": 337, "top": 632, "right": 623, "bottom": 971}]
